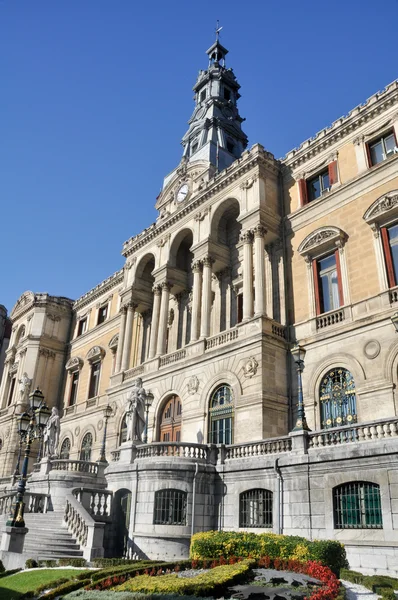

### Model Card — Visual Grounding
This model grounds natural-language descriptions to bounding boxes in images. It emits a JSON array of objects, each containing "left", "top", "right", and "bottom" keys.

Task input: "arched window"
[
  {"left": 208, "top": 384, "right": 233, "bottom": 444},
  {"left": 159, "top": 395, "right": 182, "bottom": 442},
  {"left": 153, "top": 489, "right": 187, "bottom": 525},
  {"left": 120, "top": 414, "right": 128, "bottom": 445},
  {"left": 333, "top": 482, "right": 382, "bottom": 529},
  {"left": 240, "top": 489, "right": 273, "bottom": 528},
  {"left": 79, "top": 432, "right": 93, "bottom": 462},
  {"left": 60, "top": 438, "right": 71, "bottom": 460},
  {"left": 320, "top": 368, "right": 357, "bottom": 429},
  {"left": 16, "top": 326, "right": 25, "bottom": 346}
]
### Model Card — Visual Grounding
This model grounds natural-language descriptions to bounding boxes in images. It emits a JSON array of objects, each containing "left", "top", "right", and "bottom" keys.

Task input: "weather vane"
[{"left": 215, "top": 20, "right": 223, "bottom": 41}]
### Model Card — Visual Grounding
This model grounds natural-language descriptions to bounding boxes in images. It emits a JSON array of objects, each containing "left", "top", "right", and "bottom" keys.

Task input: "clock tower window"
[
  {"left": 200, "top": 89, "right": 206, "bottom": 103},
  {"left": 223, "top": 87, "right": 231, "bottom": 101}
]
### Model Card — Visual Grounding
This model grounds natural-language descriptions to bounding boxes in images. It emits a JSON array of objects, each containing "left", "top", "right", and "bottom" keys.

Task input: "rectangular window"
[
  {"left": 77, "top": 318, "right": 87, "bottom": 337},
  {"left": 200, "top": 89, "right": 206, "bottom": 102},
  {"left": 313, "top": 251, "right": 344, "bottom": 314},
  {"left": 223, "top": 87, "right": 231, "bottom": 101},
  {"left": 88, "top": 362, "right": 101, "bottom": 399},
  {"left": 97, "top": 305, "right": 108, "bottom": 325},
  {"left": 368, "top": 131, "right": 397, "bottom": 166},
  {"left": 210, "top": 416, "right": 233, "bottom": 445},
  {"left": 237, "top": 294, "right": 243, "bottom": 324},
  {"left": 7, "top": 377, "right": 16, "bottom": 406},
  {"left": 69, "top": 371, "right": 79, "bottom": 406},
  {"left": 382, "top": 224, "right": 398, "bottom": 287},
  {"left": 153, "top": 489, "right": 187, "bottom": 525},
  {"left": 307, "top": 169, "right": 330, "bottom": 202}
]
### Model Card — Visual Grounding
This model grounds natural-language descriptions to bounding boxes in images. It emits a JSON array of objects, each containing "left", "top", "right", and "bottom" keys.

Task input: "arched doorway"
[
  {"left": 113, "top": 488, "right": 132, "bottom": 558},
  {"left": 159, "top": 395, "right": 182, "bottom": 442}
]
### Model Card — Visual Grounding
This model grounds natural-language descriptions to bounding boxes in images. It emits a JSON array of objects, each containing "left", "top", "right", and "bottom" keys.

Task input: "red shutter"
[
  {"left": 312, "top": 259, "right": 322, "bottom": 315},
  {"left": 328, "top": 160, "right": 338, "bottom": 185},
  {"left": 365, "top": 142, "right": 373, "bottom": 168},
  {"left": 298, "top": 178, "right": 308, "bottom": 206},
  {"left": 334, "top": 250, "right": 344, "bottom": 307},
  {"left": 381, "top": 226, "right": 396, "bottom": 287}
]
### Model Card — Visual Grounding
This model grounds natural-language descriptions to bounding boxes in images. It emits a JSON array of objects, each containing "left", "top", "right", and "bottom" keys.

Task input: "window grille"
[
  {"left": 333, "top": 482, "right": 382, "bottom": 529},
  {"left": 80, "top": 432, "right": 93, "bottom": 462},
  {"left": 320, "top": 368, "right": 356, "bottom": 429},
  {"left": 60, "top": 438, "right": 71, "bottom": 460},
  {"left": 208, "top": 384, "right": 234, "bottom": 444},
  {"left": 239, "top": 489, "right": 273, "bottom": 528},
  {"left": 153, "top": 489, "right": 187, "bottom": 525}
]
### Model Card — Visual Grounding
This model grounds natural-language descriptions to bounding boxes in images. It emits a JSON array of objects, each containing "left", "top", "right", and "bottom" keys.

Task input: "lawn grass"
[{"left": 0, "top": 568, "right": 88, "bottom": 600}]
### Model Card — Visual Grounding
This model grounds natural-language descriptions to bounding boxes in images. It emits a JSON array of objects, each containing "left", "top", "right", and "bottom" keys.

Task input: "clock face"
[{"left": 177, "top": 184, "right": 189, "bottom": 203}]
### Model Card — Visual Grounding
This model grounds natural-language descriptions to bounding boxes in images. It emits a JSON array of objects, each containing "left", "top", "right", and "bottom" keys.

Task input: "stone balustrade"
[
  {"left": 136, "top": 442, "right": 209, "bottom": 461},
  {"left": 390, "top": 288, "right": 398, "bottom": 303},
  {"left": 0, "top": 491, "right": 49, "bottom": 515},
  {"left": 124, "top": 365, "right": 145, "bottom": 381},
  {"left": 159, "top": 349, "right": 186, "bottom": 367},
  {"left": 73, "top": 487, "right": 113, "bottom": 521},
  {"left": 111, "top": 450, "right": 121, "bottom": 461},
  {"left": 205, "top": 328, "right": 239, "bottom": 350},
  {"left": 51, "top": 459, "right": 99, "bottom": 474},
  {"left": 64, "top": 492, "right": 105, "bottom": 560},
  {"left": 0, "top": 492, "right": 15, "bottom": 516},
  {"left": 316, "top": 308, "right": 345, "bottom": 329},
  {"left": 225, "top": 437, "right": 292, "bottom": 459},
  {"left": 308, "top": 417, "right": 398, "bottom": 448}
]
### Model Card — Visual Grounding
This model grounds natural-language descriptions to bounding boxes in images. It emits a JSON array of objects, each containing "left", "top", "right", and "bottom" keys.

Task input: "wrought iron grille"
[
  {"left": 320, "top": 368, "right": 357, "bottom": 428},
  {"left": 153, "top": 489, "right": 187, "bottom": 525},
  {"left": 239, "top": 489, "right": 273, "bottom": 528},
  {"left": 209, "top": 384, "right": 234, "bottom": 444},
  {"left": 60, "top": 438, "right": 71, "bottom": 460},
  {"left": 333, "top": 482, "right": 382, "bottom": 529}
]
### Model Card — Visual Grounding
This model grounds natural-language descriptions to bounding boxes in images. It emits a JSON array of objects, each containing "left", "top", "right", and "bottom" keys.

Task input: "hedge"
[
  {"left": 91, "top": 558, "right": 156, "bottom": 568},
  {"left": 40, "top": 578, "right": 92, "bottom": 599},
  {"left": 340, "top": 569, "right": 398, "bottom": 600},
  {"left": 115, "top": 559, "right": 254, "bottom": 596},
  {"left": 65, "top": 593, "right": 209, "bottom": 600},
  {"left": 86, "top": 561, "right": 193, "bottom": 591},
  {"left": 190, "top": 531, "right": 348, "bottom": 575},
  {"left": 85, "top": 560, "right": 162, "bottom": 581}
]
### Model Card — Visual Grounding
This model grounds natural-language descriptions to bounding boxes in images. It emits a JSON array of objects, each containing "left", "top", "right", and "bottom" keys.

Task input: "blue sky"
[{"left": 2, "top": 0, "right": 398, "bottom": 313}]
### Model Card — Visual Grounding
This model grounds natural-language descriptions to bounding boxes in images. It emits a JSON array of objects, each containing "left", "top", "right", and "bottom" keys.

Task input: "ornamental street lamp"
[
  {"left": 7, "top": 388, "right": 51, "bottom": 528},
  {"left": 291, "top": 344, "right": 311, "bottom": 432},
  {"left": 143, "top": 391, "right": 154, "bottom": 444},
  {"left": 98, "top": 405, "right": 113, "bottom": 463},
  {"left": 391, "top": 312, "right": 398, "bottom": 333}
]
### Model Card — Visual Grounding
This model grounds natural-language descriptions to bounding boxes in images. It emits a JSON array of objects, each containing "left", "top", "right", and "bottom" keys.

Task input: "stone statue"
[
  {"left": 126, "top": 378, "right": 146, "bottom": 442},
  {"left": 18, "top": 372, "right": 32, "bottom": 403},
  {"left": 43, "top": 407, "right": 60, "bottom": 458}
]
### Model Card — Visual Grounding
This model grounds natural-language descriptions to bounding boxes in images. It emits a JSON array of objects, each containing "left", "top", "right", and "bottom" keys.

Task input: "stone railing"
[
  {"left": 316, "top": 308, "right": 345, "bottom": 329},
  {"left": 73, "top": 487, "right": 113, "bottom": 521},
  {"left": 124, "top": 365, "right": 145, "bottom": 381},
  {"left": 64, "top": 492, "right": 105, "bottom": 560},
  {"left": 136, "top": 442, "right": 209, "bottom": 461},
  {"left": 205, "top": 328, "right": 239, "bottom": 351},
  {"left": 0, "top": 491, "right": 50, "bottom": 515},
  {"left": 0, "top": 492, "right": 15, "bottom": 516},
  {"left": 111, "top": 450, "right": 121, "bottom": 462},
  {"left": 225, "top": 437, "right": 292, "bottom": 460},
  {"left": 308, "top": 417, "right": 398, "bottom": 448},
  {"left": 271, "top": 324, "right": 286, "bottom": 339},
  {"left": 159, "top": 349, "right": 186, "bottom": 368},
  {"left": 51, "top": 459, "right": 99, "bottom": 475},
  {"left": 390, "top": 288, "right": 398, "bottom": 303}
]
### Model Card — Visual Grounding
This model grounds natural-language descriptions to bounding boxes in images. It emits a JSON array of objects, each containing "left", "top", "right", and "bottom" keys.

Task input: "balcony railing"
[
  {"left": 136, "top": 442, "right": 209, "bottom": 461},
  {"left": 51, "top": 459, "right": 99, "bottom": 475},
  {"left": 308, "top": 417, "right": 398, "bottom": 448},
  {"left": 159, "top": 349, "right": 186, "bottom": 367},
  {"left": 124, "top": 365, "right": 145, "bottom": 380},
  {"left": 205, "top": 328, "right": 239, "bottom": 350},
  {"left": 316, "top": 308, "right": 345, "bottom": 329},
  {"left": 225, "top": 437, "right": 292, "bottom": 459}
]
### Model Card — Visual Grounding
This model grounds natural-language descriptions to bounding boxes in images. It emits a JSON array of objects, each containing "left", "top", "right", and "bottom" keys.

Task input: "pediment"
[
  {"left": 65, "top": 356, "right": 83, "bottom": 371},
  {"left": 11, "top": 291, "right": 35, "bottom": 319},
  {"left": 363, "top": 190, "right": 398, "bottom": 225},
  {"left": 298, "top": 226, "right": 347, "bottom": 256},
  {"left": 86, "top": 346, "right": 105, "bottom": 363},
  {"left": 108, "top": 334, "right": 119, "bottom": 350}
]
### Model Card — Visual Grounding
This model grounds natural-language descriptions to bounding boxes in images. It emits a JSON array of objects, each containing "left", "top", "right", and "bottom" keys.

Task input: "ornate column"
[
  {"left": 200, "top": 256, "right": 214, "bottom": 338},
  {"left": 148, "top": 285, "right": 162, "bottom": 359},
  {"left": 115, "top": 305, "right": 127, "bottom": 373},
  {"left": 191, "top": 260, "right": 202, "bottom": 342},
  {"left": 121, "top": 303, "right": 136, "bottom": 372},
  {"left": 157, "top": 282, "right": 171, "bottom": 356},
  {"left": 254, "top": 225, "right": 267, "bottom": 316},
  {"left": 241, "top": 230, "right": 254, "bottom": 320}
]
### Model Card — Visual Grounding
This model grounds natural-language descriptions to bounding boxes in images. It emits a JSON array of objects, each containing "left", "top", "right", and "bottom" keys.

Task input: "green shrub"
[
  {"left": 0, "top": 559, "right": 4, "bottom": 573},
  {"left": 38, "top": 559, "right": 57, "bottom": 568},
  {"left": 0, "top": 568, "right": 21, "bottom": 579},
  {"left": 66, "top": 593, "right": 210, "bottom": 600},
  {"left": 35, "top": 577, "right": 70, "bottom": 593},
  {"left": 115, "top": 560, "right": 254, "bottom": 596},
  {"left": 41, "top": 577, "right": 92, "bottom": 599},
  {"left": 25, "top": 558, "right": 38, "bottom": 569},
  {"left": 190, "top": 531, "right": 348, "bottom": 575},
  {"left": 58, "top": 558, "right": 87, "bottom": 568},
  {"left": 340, "top": 570, "right": 398, "bottom": 599},
  {"left": 340, "top": 569, "right": 364, "bottom": 585},
  {"left": 91, "top": 558, "right": 153, "bottom": 568},
  {"left": 88, "top": 560, "right": 191, "bottom": 586}
]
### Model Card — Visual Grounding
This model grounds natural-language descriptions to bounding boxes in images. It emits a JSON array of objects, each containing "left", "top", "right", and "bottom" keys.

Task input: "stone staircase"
[{"left": 19, "top": 512, "right": 83, "bottom": 561}]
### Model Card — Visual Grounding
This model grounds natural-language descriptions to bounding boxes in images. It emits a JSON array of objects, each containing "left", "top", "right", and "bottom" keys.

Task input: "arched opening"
[
  {"left": 16, "top": 326, "right": 26, "bottom": 346},
  {"left": 135, "top": 254, "right": 155, "bottom": 363},
  {"left": 319, "top": 367, "right": 357, "bottom": 429},
  {"left": 119, "top": 414, "right": 128, "bottom": 445},
  {"left": 60, "top": 438, "right": 71, "bottom": 460},
  {"left": 158, "top": 395, "right": 182, "bottom": 442},
  {"left": 112, "top": 488, "right": 132, "bottom": 557},
  {"left": 79, "top": 432, "right": 93, "bottom": 462},
  {"left": 208, "top": 384, "right": 234, "bottom": 444},
  {"left": 169, "top": 229, "right": 194, "bottom": 349}
]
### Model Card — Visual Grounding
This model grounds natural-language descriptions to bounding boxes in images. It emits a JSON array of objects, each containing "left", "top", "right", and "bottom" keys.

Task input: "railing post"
[
  {"left": 217, "top": 444, "right": 227, "bottom": 465},
  {"left": 289, "top": 430, "right": 309, "bottom": 454},
  {"left": 83, "top": 522, "right": 105, "bottom": 561}
]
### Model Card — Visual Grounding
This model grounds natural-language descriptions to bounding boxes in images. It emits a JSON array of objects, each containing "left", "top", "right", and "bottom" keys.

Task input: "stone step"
[{"left": 25, "top": 540, "right": 81, "bottom": 551}]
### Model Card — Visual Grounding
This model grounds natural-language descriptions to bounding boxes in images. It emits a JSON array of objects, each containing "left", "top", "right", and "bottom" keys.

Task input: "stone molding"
[
  {"left": 86, "top": 346, "right": 106, "bottom": 363},
  {"left": 65, "top": 356, "right": 84, "bottom": 372},
  {"left": 73, "top": 269, "right": 123, "bottom": 311},
  {"left": 108, "top": 334, "right": 119, "bottom": 352},
  {"left": 363, "top": 190, "right": 398, "bottom": 226},
  {"left": 298, "top": 226, "right": 347, "bottom": 257}
]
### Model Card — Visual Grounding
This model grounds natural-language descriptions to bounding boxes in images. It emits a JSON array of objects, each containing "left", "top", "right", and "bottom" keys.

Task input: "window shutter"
[
  {"left": 312, "top": 259, "right": 322, "bottom": 315},
  {"left": 334, "top": 250, "right": 344, "bottom": 306},
  {"left": 298, "top": 178, "right": 308, "bottom": 206},
  {"left": 365, "top": 142, "right": 373, "bottom": 168},
  {"left": 328, "top": 160, "right": 338, "bottom": 185},
  {"left": 381, "top": 227, "right": 396, "bottom": 287}
]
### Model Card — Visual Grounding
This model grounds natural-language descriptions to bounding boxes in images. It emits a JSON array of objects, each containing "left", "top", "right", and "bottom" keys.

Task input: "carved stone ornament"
[
  {"left": 10, "top": 291, "right": 35, "bottom": 319},
  {"left": 108, "top": 334, "right": 119, "bottom": 351},
  {"left": 187, "top": 375, "right": 199, "bottom": 395},
  {"left": 97, "top": 419, "right": 103, "bottom": 431},
  {"left": 157, "top": 234, "right": 170, "bottom": 248},
  {"left": 298, "top": 226, "right": 347, "bottom": 256},
  {"left": 125, "top": 257, "right": 136, "bottom": 270},
  {"left": 363, "top": 190, "right": 398, "bottom": 225},
  {"left": 65, "top": 356, "right": 83, "bottom": 372},
  {"left": 86, "top": 346, "right": 105, "bottom": 363},
  {"left": 194, "top": 207, "right": 210, "bottom": 222},
  {"left": 240, "top": 174, "right": 258, "bottom": 190},
  {"left": 243, "top": 356, "right": 259, "bottom": 378},
  {"left": 75, "top": 426, "right": 80, "bottom": 437},
  {"left": 364, "top": 340, "right": 381, "bottom": 359}
]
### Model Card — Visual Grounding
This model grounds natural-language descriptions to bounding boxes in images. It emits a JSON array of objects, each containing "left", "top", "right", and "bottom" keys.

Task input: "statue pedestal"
[
  {"left": 119, "top": 442, "right": 137, "bottom": 464},
  {"left": 0, "top": 526, "right": 27, "bottom": 554},
  {"left": 39, "top": 457, "right": 52, "bottom": 475}
]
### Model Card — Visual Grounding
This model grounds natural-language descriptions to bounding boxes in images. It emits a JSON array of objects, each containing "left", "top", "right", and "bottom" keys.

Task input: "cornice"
[
  {"left": 282, "top": 79, "right": 398, "bottom": 170},
  {"left": 122, "top": 145, "right": 280, "bottom": 258},
  {"left": 73, "top": 269, "right": 124, "bottom": 311}
]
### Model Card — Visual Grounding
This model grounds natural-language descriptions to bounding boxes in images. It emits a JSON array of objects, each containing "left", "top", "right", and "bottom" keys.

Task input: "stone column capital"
[
  {"left": 253, "top": 225, "right": 267, "bottom": 238},
  {"left": 152, "top": 284, "right": 162, "bottom": 295},
  {"left": 161, "top": 281, "right": 172, "bottom": 292},
  {"left": 240, "top": 230, "right": 254, "bottom": 244},
  {"left": 192, "top": 260, "right": 203, "bottom": 273},
  {"left": 126, "top": 302, "right": 138, "bottom": 311},
  {"left": 202, "top": 255, "right": 215, "bottom": 268}
]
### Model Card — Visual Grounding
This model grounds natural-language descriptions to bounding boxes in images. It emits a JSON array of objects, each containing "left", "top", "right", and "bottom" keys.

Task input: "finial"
[{"left": 215, "top": 20, "right": 223, "bottom": 41}]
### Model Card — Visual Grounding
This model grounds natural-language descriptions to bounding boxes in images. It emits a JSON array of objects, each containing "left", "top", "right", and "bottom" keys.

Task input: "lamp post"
[
  {"left": 143, "top": 391, "right": 154, "bottom": 444},
  {"left": 7, "top": 389, "right": 51, "bottom": 528},
  {"left": 98, "top": 405, "right": 113, "bottom": 463},
  {"left": 291, "top": 344, "right": 310, "bottom": 432}
]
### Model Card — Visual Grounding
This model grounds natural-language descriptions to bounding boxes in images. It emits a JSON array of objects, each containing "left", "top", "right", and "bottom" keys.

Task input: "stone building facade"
[{"left": 2, "top": 36, "right": 398, "bottom": 575}]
